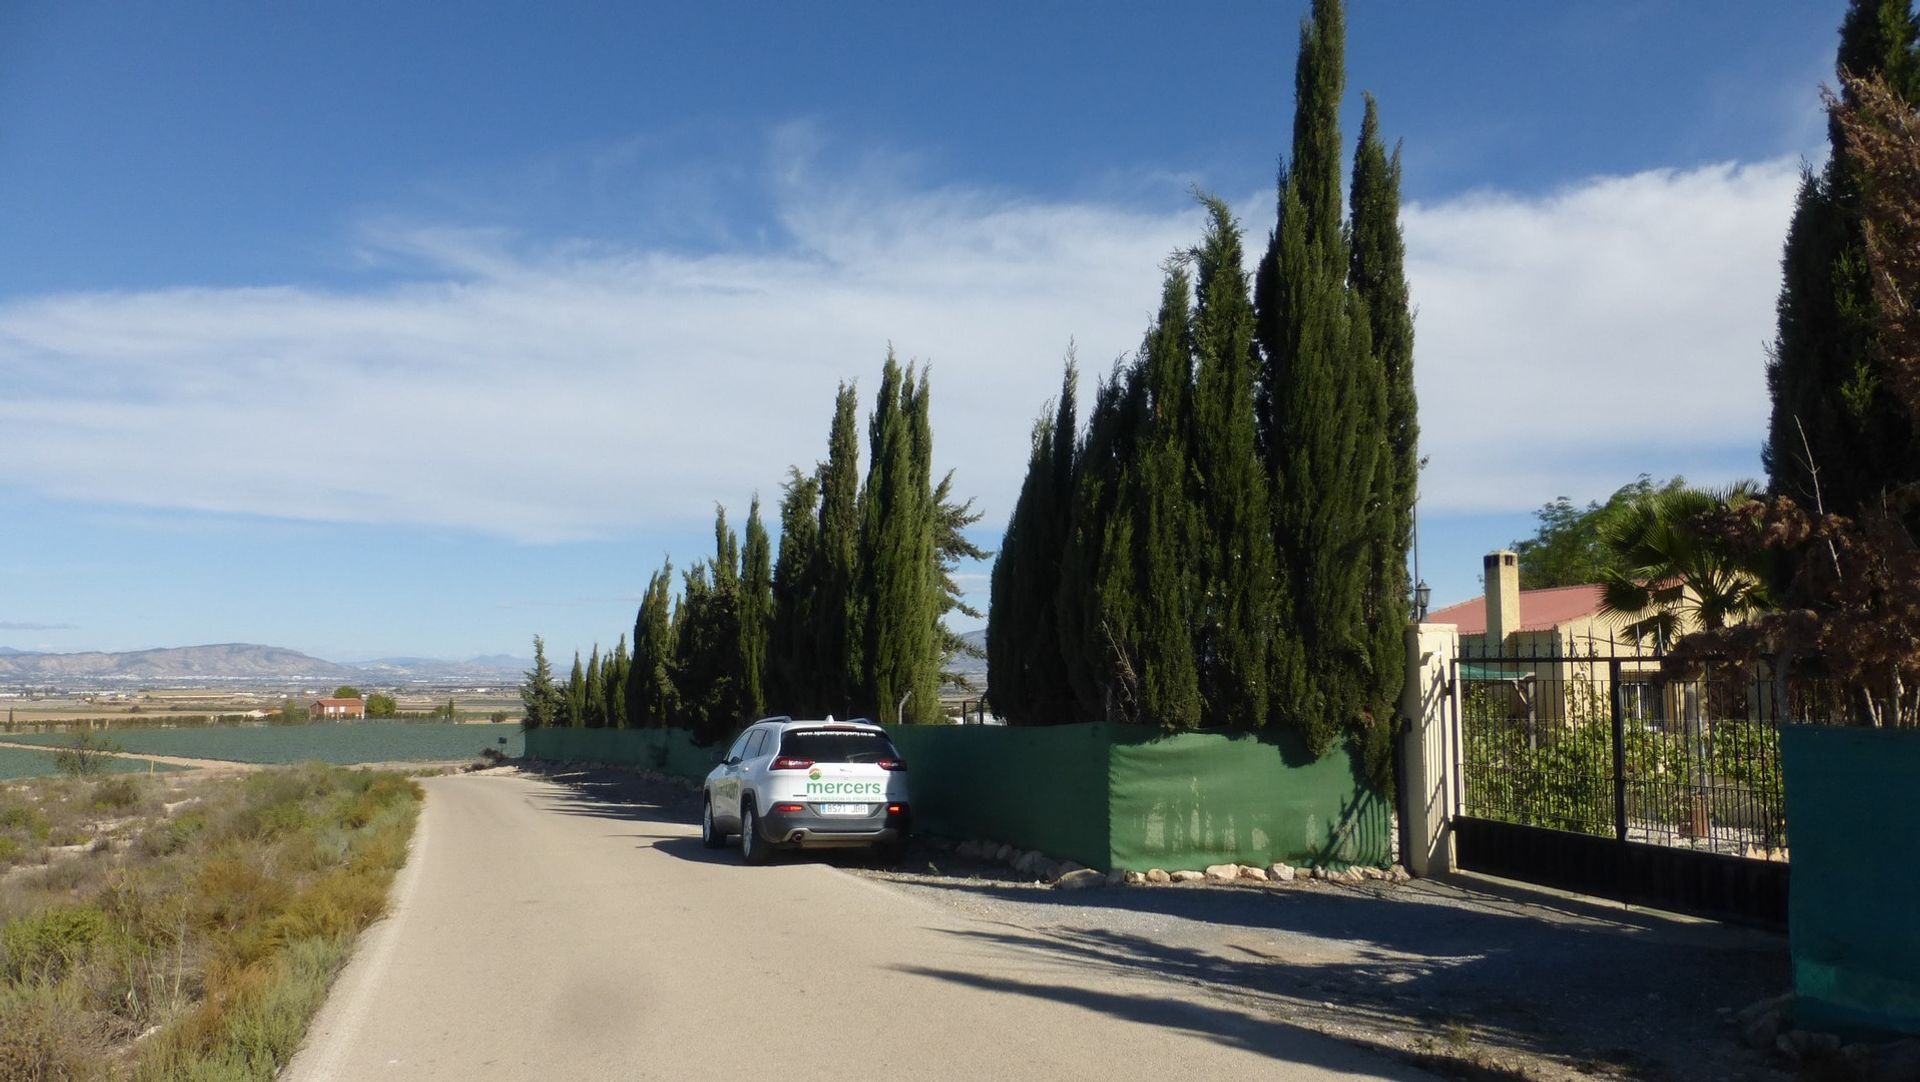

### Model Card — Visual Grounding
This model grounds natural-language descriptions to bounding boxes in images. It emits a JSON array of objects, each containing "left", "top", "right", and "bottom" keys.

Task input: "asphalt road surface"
[{"left": 285, "top": 772, "right": 1436, "bottom": 1081}]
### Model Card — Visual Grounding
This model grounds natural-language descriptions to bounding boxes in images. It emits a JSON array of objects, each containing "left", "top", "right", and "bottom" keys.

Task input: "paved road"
[{"left": 286, "top": 772, "right": 1435, "bottom": 1081}]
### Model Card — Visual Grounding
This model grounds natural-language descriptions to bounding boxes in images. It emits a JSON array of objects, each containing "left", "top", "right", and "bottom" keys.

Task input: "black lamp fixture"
[{"left": 1413, "top": 580, "right": 1431, "bottom": 622}]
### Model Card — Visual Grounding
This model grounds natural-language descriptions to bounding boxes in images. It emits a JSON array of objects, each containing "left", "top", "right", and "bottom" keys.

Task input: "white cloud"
[{"left": 0, "top": 155, "right": 1800, "bottom": 542}]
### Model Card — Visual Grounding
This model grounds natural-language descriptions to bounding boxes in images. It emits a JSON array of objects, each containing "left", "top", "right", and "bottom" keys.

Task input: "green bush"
[
  {"left": 91, "top": 776, "right": 144, "bottom": 812},
  {"left": 52, "top": 731, "right": 123, "bottom": 778},
  {"left": 1, "top": 905, "right": 109, "bottom": 981}
]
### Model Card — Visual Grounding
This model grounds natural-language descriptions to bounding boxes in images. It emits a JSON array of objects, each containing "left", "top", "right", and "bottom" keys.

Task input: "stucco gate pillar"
[{"left": 1398, "top": 621, "right": 1461, "bottom": 877}]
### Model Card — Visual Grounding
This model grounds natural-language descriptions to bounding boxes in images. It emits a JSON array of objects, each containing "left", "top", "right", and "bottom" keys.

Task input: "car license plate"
[{"left": 819, "top": 803, "right": 868, "bottom": 816}]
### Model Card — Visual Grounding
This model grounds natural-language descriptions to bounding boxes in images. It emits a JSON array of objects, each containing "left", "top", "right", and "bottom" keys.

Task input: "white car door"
[{"left": 715, "top": 729, "right": 754, "bottom": 823}]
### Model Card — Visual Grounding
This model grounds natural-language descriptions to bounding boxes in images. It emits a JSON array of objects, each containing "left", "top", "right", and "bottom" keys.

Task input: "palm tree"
[{"left": 1596, "top": 484, "right": 1771, "bottom": 651}]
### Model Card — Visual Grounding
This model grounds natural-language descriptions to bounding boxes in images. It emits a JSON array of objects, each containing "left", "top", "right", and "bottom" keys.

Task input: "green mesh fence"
[
  {"left": 886, "top": 723, "right": 1112, "bottom": 870},
  {"left": 1785, "top": 726, "right": 1920, "bottom": 1038},
  {"left": 1105, "top": 726, "right": 1389, "bottom": 872},
  {"left": 526, "top": 721, "right": 1388, "bottom": 873}
]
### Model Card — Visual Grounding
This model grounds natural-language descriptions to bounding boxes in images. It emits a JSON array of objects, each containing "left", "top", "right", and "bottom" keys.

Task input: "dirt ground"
[{"left": 528, "top": 764, "right": 1792, "bottom": 1082}]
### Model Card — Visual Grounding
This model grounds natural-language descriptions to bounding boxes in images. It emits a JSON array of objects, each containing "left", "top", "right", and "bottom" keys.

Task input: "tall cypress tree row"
[
  {"left": 628, "top": 562, "right": 677, "bottom": 727},
  {"left": 857, "top": 355, "right": 940, "bottom": 724},
  {"left": 740, "top": 495, "right": 773, "bottom": 721},
  {"left": 1766, "top": 0, "right": 1920, "bottom": 514},
  {"left": 1135, "top": 266, "right": 1204, "bottom": 730},
  {"left": 814, "top": 383, "right": 863, "bottom": 715},
  {"left": 988, "top": 359, "right": 1078, "bottom": 724},
  {"left": 1350, "top": 93, "right": 1416, "bottom": 745},
  {"left": 520, "top": 635, "right": 562, "bottom": 729},
  {"left": 1190, "top": 196, "right": 1276, "bottom": 730},
  {"left": 769, "top": 467, "right": 822, "bottom": 713},
  {"left": 1256, "top": 0, "right": 1387, "bottom": 756}
]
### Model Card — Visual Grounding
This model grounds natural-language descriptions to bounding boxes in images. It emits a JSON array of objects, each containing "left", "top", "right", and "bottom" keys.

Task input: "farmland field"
[
  {"left": 1, "top": 721, "right": 521, "bottom": 765},
  {"left": 0, "top": 745, "right": 183, "bottom": 780}
]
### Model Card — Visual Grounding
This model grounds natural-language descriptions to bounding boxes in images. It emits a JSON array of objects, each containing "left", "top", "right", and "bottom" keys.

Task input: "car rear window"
[{"left": 779, "top": 729, "right": 899, "bottom": 764}]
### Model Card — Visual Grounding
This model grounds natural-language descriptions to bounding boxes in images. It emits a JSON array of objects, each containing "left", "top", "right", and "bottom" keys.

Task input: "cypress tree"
[
  {"left": 815, "top": 383, "right": 863, "bottom": 715},
  {"left": 1055, "top": 361, "right": 1146, "bottom": 722},
  {"left": 857, "top": 355, "right": 941, "bottom": 724},
  {"left": 605, "top": 635, "right": 629, "bottom": 728},
  {"left": 519, "top": 635, "right": 563, "bottom": 729},
  {"left": 565, "top": 652, "right": 586, "bottom": 729},
  {"left": 583, "top": 644, "right": 605, "bottom": 729},
  {"left": 1350, "top": 93, "right": 1417, "bottom": 745},
  {"left": 1766, "top": 0, "right": 1920, "bottom": 514},
  {"left": 628, "top": 562, "right": 677, "bottom": 727},
  {"left": 769, "top": 467, "right": 822, "bottom": 713},
  {"left": 1134, "top": 266, "right": 1204, "bottom": 730},
  {"left": 1256, "top": 0, "right": 1387, "bottom": 755},
  {"left": 1190, "top": 196, "right": 1276, "bottom": 730},
  {"left": 740, "top": 495, "right": 774, "bottom": 721},
  {"left": 989, "top": 359, "right": 1079, "bottom": 724}
]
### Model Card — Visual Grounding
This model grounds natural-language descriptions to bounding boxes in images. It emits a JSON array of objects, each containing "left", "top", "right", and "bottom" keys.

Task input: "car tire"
[
  {"left": 700, "top": 797, "right": 726, "bottom": 849},
  {"left": 740, "top": 804, "right": 771, "bottom": 866}
]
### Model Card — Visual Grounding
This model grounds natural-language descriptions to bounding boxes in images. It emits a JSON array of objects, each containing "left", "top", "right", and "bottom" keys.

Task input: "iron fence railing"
[{"left": 1455, "top": 645, "right": 1792, "bottom": 860}]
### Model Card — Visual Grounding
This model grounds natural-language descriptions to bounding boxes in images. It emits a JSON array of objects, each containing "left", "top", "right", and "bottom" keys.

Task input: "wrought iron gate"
[{"left": 1448, "top": 644, "right": 1791, "bottom": 926}]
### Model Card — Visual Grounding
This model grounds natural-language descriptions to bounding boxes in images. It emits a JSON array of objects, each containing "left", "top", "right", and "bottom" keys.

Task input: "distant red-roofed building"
[{"left": 311, "top": 697, "right": 365, "bottom": 721}]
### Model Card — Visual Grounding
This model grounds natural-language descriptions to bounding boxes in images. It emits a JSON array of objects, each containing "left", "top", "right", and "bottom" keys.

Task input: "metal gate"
[{"left": 1448, "top": 645, "right": 1791, "bottom": 927}]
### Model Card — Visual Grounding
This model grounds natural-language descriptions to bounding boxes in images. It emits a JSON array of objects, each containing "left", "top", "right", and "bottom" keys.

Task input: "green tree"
[
  {"left": 1055, "top": 361, "right": 1147, "bottom": 723},
  {"left": 565, "top": 652, "right": 586, "bottom": 728},
  {"left": 1766, "top": 0, "right": 1920, "bottom": 516},
  {"left": 1597, "top": 484, "right": 1772, "bottom": 649},
  {"left": 1511, "top": 475, "right": 1686, "bottom": 588},
  {"left": 365, "top": 692, "right": 397, "bottom": 718},
  {"left": 740, "top": 495, "right": 774, "bottom": 721},
  {"left": 1134, "top": 266, "right": 1204, "bottom": 730},
  {"left": 989, "top": 359, "right": 1079, "bottom": 724},
  {"left": 932, "top": 470, "right": 989, "bottom": 687},
  {"left": 1256, "top": 0, "right": 1386, "bottom": 758},
  {"left": 583, "top": 644, "right": 605, "bottom": 729},
  {"left": 1349, "top": 92, "right": 1418, "bottom": 732},
  {"left": 628, "top": 564, "right": 677, "bottom": 727},
  {"left": 814, "top": 383, "right": 864, "bottom": 715},
  {"left": 604, "top": 635, "right": 629, "bottom": 728},
  {"left": 519, "top": 635, "right": 563, "bottom": 730},
  {"left": 769, "top": 468, "right": 822, "bottom": 714},
  {"left": 1189, "top": 196, "right": 1275, "bottom": 730},
  {"left": 857, "top": 356, "right": 941, "bottom": 724},
  {"left": 331, "top": 686, "right": 362, "bottom": 700}
]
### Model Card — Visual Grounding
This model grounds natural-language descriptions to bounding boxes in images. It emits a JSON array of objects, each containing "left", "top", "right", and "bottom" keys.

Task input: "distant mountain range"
[{"left": 0, "top": 644, "right": 532, "bottom": 686}]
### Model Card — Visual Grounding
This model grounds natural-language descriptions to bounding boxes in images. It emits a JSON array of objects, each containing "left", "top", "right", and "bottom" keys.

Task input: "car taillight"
[
  {"left": 878, "top": 758, "right": 908, "bottom": 771},
  {"left": 886, "top": 803, "right": 905, "bottom": 815},
  {"left": 771, "top": 757, "right": 814, "bottom": 771},
  {"left": 773, "top": 803, "right": 805, "bottom": 814}
]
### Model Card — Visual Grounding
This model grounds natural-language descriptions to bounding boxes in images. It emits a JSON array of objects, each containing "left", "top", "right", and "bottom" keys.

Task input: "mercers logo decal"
[{"left": 809, "top": 767, "right": 822, "bottom": 781}]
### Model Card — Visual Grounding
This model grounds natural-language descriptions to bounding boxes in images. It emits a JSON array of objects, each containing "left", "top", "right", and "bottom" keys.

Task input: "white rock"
[
  {"left": 1124, "top": 871, "right": 1147, "bottom": 885},
  {"left": 1170, "top": 869, "right": 1206, "bottom": 883},
  {"left": 1104, "top": 869, "right": 1128, "bottom": 886},
  {"left": 1203, "top": 863, "right": 1240, "bottom": 881},
  {"left": 1239, "top": 865, "right": 1269, "bottom": 881},
  {"left": 1054, "top": 868, "right": 1105, "bottom": 891},
  {"left": 1145, "top": 868, "right": 1171, "bottom": 884},
  {"left": 1268, "top": 862, "right": 1296, "bottom": 881}
]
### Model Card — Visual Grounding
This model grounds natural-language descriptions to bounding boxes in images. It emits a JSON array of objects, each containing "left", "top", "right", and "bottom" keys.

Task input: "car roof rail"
[{"left": 753, "top": 714, "right": 793, "bottom": 725}]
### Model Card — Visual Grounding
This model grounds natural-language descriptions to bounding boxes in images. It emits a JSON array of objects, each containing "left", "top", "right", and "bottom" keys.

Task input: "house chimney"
[{"left": 1484, "top": 550, "right": 1521, "bottom": 646}]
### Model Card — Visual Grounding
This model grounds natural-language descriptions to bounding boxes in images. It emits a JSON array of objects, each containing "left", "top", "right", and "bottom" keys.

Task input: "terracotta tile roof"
[
  {"left": 313, "top": 698, "right": 364, "bottom": 709},
  {"left": 1427, "top": 584, "right": 1608, "bottom": 636}
]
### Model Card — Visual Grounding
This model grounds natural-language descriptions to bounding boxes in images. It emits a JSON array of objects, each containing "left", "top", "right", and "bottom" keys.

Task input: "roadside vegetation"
[{"left": 0, "top": 764, "right": 421, "bottom": 1079}]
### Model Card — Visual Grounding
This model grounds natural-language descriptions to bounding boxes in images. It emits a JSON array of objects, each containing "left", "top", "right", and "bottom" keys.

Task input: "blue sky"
[{"left": 0, "top": 2, "right": 1846, "bottom": 663}]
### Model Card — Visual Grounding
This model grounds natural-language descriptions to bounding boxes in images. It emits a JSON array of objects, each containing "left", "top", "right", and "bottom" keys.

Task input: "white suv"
[{"left": 701, "top": 716, "right": 911, "bottom": 864}]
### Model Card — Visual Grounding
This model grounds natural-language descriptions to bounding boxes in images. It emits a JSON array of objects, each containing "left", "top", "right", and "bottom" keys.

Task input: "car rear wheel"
[
  {"left": 700, "top": 797, "right": 726, "bottom": 849},
  {"left": 740, "top": 804, "right": 771, "bottom": 865}
]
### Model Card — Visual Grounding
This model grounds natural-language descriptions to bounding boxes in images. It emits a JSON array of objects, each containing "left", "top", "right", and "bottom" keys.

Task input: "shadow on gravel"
[
  {"left": 893, "top": 961, "right": 1538, "bottom": 1082},
  {"left": 886, "top": 878, "right": 1787, "bottom": 1081}
]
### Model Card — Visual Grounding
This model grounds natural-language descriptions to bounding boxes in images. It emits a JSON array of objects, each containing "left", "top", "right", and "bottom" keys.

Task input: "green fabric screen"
[
  {"left": 1784, "top": 726, "right": 1920, "bottom": 1038},
  {"left": 886, "top": 723, "right": 1112, "bottom": 870}
]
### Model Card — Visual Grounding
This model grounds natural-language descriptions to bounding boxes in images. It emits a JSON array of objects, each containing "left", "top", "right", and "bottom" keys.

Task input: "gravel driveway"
[{"left": 530, "top": 764, "right": 1791, "bottom": 1081}]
